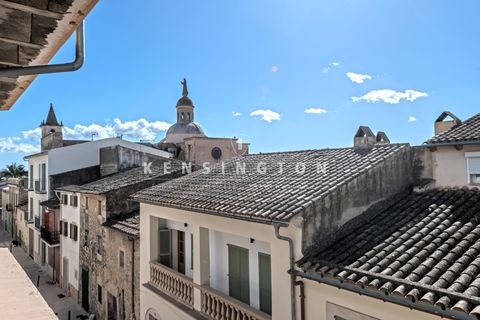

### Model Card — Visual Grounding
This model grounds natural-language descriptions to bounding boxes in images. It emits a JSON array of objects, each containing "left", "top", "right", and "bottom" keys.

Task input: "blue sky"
[{"left": 1, "top": 0, "right": 480, "bottom": 168}]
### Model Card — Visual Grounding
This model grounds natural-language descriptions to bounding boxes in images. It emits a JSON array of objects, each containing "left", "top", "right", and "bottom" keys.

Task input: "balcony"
[
  {"left": 149, "top": 261, "right": 271, "bottom": 320},
  {"left": 34, "top": 180, "right": 46, "bottom": 194},
  {"left": 34, "top": 216, "right": 40, "bottom": 230},
  {"left": 40, "top": 227, "right": 60, "bottom": 245},
  {"left": 24, "top": 211, "right": 32, "bottom": 224}
]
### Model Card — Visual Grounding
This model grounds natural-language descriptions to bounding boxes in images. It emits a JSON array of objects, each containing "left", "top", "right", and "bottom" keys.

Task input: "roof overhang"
[{"left": 0, "top": 0, "right": 99, "bottom": 110}]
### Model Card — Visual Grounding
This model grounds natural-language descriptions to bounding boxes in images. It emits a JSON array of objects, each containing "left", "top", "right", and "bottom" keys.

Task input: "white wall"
[
  {"left": 59, "top": 191, "right": 80, "bottom": 290},
  {"left": 209, "top": 229, "right": 270, "bottom": 309},
  {"left": 304, "top": 280, "right": 443, "bottom": 320},
  {"left": 140, "top": 204, "right": 298, "bottom": 320},
  {"left": 48, "top": 137, "right": 171, "bottom": 176},
  {"left": 432, "top": 144, "right": 480, "bottom": 187}
]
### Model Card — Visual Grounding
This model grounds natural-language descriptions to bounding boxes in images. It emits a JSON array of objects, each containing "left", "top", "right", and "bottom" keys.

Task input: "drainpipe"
[
  {"left": 0, "top": 22, "right": 84, "bottom": 78},
  {"left": 274, "top": 223, "right": 296, "bottom": 320},
  {"left": 128, "top": 236, "right": 136, "bottom": 320},
  {"left": 295, "top": 281, "right": 305, "bottom": 320}
]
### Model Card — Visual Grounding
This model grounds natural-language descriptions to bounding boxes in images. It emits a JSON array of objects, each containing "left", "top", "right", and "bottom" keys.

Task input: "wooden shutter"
[
  {"left": 59, "top": 220, "right": 63, "bottom": 234},
  {"left": 228, "top": 244, "right": 250, "bottom": 305},
  {"left": 158, "top": 229, "right": 172, "bottom": 268},
  {"left": 73, "top": 225, "right": 78, "bottom": 241},
  {"left": 259, "top": 253, "right": 272, "bottom": 315},
  {"left": 64, "top": 221, "right": 68, "bottom": 237}
]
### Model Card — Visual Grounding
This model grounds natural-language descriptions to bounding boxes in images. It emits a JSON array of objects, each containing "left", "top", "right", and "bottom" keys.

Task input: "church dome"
[
  {"left": 166, "top": 122, "right": 205, "bottom": 135},
  {"left": 176, "top": 96, "right": 193, "bottom": 107}
]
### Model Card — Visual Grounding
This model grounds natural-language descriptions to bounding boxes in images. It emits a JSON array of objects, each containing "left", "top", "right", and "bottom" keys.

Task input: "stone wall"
[
  {"left": 78, "top": 193, "right": 140, "bottom": 320},
  {"left": 302, "top": 146, "right": 419, "bottom": 251},
  {"left": 49, "top": 166, "right": 100, "bottom": 197}
]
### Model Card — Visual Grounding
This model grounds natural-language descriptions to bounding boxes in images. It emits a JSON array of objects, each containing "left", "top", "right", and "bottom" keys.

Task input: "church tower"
[
  {"left": 176, "top": 78, "right": 195, "bottom": 123},
  {"left": 40, "top": 103, "right": 63, "bottom": 151}
]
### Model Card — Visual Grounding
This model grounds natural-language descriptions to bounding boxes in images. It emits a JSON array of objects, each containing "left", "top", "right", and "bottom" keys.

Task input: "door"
[
  {"left": 158, "top": 229, "right": 172, "bottom": 268},
  {"left": 63, "top": 257, "right": 69, "bottom": 290},
  {"left": 81, "top": 269, "right": 89, "bottom": 312},
  {"left": 228, "top": 244, "right": 250, "bottom": 305},
  {"left": 177, "top": 230, "right": 185, "bottom": 274},
  {"left": 258, "top": 253, "right": 272, "bottom": 315},
  {"left": 107, "top": 292, "right": 118, "bottom": 320},
  {"left": 28, "top": 229, "right": 34, "bottom": 258}
]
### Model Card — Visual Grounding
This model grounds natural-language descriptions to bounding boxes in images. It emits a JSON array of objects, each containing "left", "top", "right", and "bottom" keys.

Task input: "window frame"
[{"left": 465, "top": 152, "right": 480, "bottom": 185}]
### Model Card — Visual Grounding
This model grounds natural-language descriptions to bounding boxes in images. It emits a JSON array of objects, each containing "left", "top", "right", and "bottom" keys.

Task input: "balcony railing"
[
  {"left": 150, "top": 260, "right": 194, "bottom": 307},
  {"left": 149, "top": 261, "right": 271, "bottom": 320},
  {"left": 34, "top": 216, "right": 40, "bottom": 230},
  {"left": 40, "top": 227, "right": 60, "bottom": 245}
]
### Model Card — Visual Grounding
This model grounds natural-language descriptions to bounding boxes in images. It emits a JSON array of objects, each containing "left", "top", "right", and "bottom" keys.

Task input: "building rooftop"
[
  {"left": 425, "top": 113, "right": 480, "bottom": 145},
  {"left": 58, "top": 159, "right": 185, "bottom": 195},
  {"left": 0, "top": 0, "right": 99, "bottom": 110},
  {"left": 103, "top": 211, "right": 140, "bottom": 237},
  {"left": 132, "top": 143, "right": 408, "bottom": 223},
  {"left": 0, "top": 248, "right": 57, "bottom": 319},
  {"left": 297, "top": 188, "right": 480, "bottom": 318}
]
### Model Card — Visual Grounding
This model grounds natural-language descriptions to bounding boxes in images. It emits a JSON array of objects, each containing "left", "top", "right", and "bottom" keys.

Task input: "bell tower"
[
  {"left": 176, "top": 78, "right": 194, "bottom": 123},
  {"left": 40, "top": 103, "right": 63, "bottom": 151}
]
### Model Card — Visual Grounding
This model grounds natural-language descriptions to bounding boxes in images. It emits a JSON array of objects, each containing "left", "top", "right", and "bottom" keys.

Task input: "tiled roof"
[
  {"left": 297, "top": 188, "right": 480, "bottom": 317},
  {"left": 103, "top": 212, "right": 140, "bottom": 237},
  {"left": 426, "top": 113, "right": 480, "bottom": 144},
  {"left": 132, "top": 144, "right": 408, "bottom": 223},
  {"left": 58, "top": 159, "right": 185, "bottom": 195}
]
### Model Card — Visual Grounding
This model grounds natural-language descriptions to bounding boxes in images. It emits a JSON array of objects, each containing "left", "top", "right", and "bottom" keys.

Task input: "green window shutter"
[
  {"left": 259, "top": 253, "right": 272, "bottom": 315},
  {"left": 159, "top": 229, "right": 172, "bottom": 268},
  {"left": 228, "top": 244, "right": 250, "bottom": 305}
]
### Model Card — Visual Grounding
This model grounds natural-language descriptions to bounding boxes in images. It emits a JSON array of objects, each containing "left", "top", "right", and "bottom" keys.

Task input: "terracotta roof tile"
[
  {"left": 298, "top": 188, "right": 480, "bottom": 317},
  {"left": 132, "top": 144, "right": 408, "bottom": 223}
]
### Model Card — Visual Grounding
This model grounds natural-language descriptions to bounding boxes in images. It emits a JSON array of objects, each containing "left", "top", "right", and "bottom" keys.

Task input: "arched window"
[
  {"left": 187, "top": 112, "right": 191, "bottom": 121},
  {"left": 181, "top": 112, "right": 185, "bottom": 120},
  {"left": 145, "top": 308, "right": 160, "bottom": 320}
]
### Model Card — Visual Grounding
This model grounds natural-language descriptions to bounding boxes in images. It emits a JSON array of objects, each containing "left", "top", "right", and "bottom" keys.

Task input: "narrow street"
[{"left": 0, "top": 225, "right": 89, "bottom": 320}]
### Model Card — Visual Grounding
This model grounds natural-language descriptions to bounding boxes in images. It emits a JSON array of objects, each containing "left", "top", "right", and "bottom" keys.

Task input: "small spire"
[
  {"left": 43, "top": 103, "right": 61, "bottom": 126},
  {"left": 181, "top": 78, "right": 188, "bottom": 97}
]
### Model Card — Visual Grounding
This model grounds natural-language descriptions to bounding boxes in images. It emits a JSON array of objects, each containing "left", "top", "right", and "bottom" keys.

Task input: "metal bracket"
[{"left": 0, "top": 21, "right": 84, "bottom": 78}]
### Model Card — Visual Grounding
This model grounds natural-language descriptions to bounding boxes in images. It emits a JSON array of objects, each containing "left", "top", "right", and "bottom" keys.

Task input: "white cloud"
[
  {"left": 322, "top": 61, "right": 340, "bottom": 74},
  {"left": 346, "top": 72, "right": 372, "bottom": 84},
  {"left": 305, "top": 108, "right": 328, "bottom": 115},
  {"left": 232, "top": 112, "right": 241, "bottom": 117},
  {"left": 0, "top": 137, "right": 39, "bottom": 153},
  {"left": 3, "top": 118, "right": 172, "bottom": 155},
  {"left": 352, "top": 89, "right": 428, "bottom": 104},
  {"left": 408, "top": 116, "right": 417, "bottom": 122},
  {"left": 271, "top": 65, "right": 279, "bottom": 73},
  {"left": 250, "top": 109, "right": 280, "bottom": 122}
]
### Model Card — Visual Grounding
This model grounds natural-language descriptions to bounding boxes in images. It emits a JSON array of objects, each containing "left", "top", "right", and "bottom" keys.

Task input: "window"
[
  {"left": 61, "top": 194, "right": 68, "bottom": 205},
  {"left": 59, "top": 220, "right": 63, "bottom": 235},
  {"left": 85, "top": 197, "right": 89, "bottom": 210},
  {"left": 119, "top": 250, "right": 125, "bottom": 269},
  {"left": 158, "top": 229, "right": 172, "bottom": 267},
  {"left": 41, "top": 163, "right": 46, "bottom": 191},
  {"left": 63, "top": 221, "right": 68, "bottom": 237},
  {"left": 97, "top": 235, "right": 103, "bottom": 255},
  {"left": 70, "top": 195, "right": 78, "bottom": 207},
  {"left": 467, "top": 154, "right": 480, "bottom": 185},
  {"left": 29, "top": 165, "right": 33, "bottom": 189},
  {"left": 29, "top": 198, "right": 33, "bottom": 220},
  {"left": 97, "top": 200, "right": 102, "bottom": 215},
  {"left": 70, "top": 224, "right": 74, "bottom": 240},
  {"left": 97, "top": 285, "right": 103, "bottom": 304},
  {"left": 326, "top": 303, "right": 379, "bottom": 320},
  {"left": 73, "top": 225, "right": 78, "bottom": 241}
]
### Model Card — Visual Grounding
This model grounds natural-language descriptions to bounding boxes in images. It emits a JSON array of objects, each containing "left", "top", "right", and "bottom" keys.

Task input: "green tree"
[{"left": 0, "top": 163, "right": 27, "bottom": 178}]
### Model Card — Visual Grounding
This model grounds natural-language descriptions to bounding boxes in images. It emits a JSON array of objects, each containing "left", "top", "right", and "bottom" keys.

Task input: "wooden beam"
[
  {"left": 0, "top": 1, "right": 63, "bottom": 19},
  {"left": 0, "top": 36, "right": 43, "bottom": 49}
]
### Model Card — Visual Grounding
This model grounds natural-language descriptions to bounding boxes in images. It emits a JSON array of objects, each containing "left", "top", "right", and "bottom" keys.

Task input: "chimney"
[
  {"left": 354, "top": 126, "right": 376, "bottom": 148},
  {"left": 434, "top": 111, "right": 461, "bottom": 135},
  {"left": 376, "top": 131, "right": 390, "bottom": 144}
]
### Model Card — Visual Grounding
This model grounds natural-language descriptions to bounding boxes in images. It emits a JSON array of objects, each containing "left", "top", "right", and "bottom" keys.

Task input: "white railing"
[
  {"left": 149, "top": 261, "right": 271, "bottom": 320},
  {"left": 199, "top": 285, "right": 271, "bottom": 320},
  {"left": 150, "top": 261, "right": 194, "bottom": 307}
]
